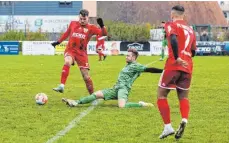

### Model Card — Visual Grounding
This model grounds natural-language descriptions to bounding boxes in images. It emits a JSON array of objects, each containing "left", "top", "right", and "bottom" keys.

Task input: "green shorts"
[{"left": 101, "top": 88, "right": 129, "bottom": 102}]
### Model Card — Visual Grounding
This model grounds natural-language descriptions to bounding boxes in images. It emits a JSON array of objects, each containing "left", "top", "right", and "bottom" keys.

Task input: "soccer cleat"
[
  {"left": 160, "top": 58, "right": 164, "bottom": 61},
  {"left": 159, "top": 127, "right": 175, "bottom": 139},
  {"left": 62, "top": 98, "right": 78, "bottom": 107},
  {"left": 175, "top": 121, "right": 187, "bottom": 140},
  {"left": 103, "top": 55, "right": 107, "bottom": 61},
  {"left": 53, "top": 85, "right": 64, "bottom": 93},
  {"left": 139, "top": 101, "right": 154, "bottom": 107}
]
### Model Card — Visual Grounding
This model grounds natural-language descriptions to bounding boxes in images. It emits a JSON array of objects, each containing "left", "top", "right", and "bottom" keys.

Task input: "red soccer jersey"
[
  {"left": 164, "top": 20, "right": 196, "bottom": 74},
  {"left": 96, "top": 34, "right": 105, "bottom": 45},
  {"left": 58, "top": 21, "right": 107, "bottom": 55}
]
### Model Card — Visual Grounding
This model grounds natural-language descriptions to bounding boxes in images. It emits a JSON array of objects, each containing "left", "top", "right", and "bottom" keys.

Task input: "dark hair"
[
  {"left": 172, "top": 5, "right": 185, "bottom": 12},
  {"left": 128, "top": 48, "right": 139, "bottom": 59},
  {"left": 79, "top": 9, "right": 89, "bottom": 17},
  {"left": 161, "top": 21, "right": 166, "bottom": 24}
]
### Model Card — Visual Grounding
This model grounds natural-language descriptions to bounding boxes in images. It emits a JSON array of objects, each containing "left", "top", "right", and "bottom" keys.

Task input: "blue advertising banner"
[
  {"left": 196, "top": 41, "right": 226, "bottom": 55},
  {"left": 0, "top": 41, "right": 19, "bottom": 55}
]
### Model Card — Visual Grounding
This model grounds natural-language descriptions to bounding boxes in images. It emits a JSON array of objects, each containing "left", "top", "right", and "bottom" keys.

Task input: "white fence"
[{"left": 22, "top": 41, "right": 167, "bottom": 56}]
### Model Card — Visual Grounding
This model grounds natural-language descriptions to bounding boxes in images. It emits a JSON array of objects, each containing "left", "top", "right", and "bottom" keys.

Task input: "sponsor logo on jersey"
[
  {"left": 83, "top": 28, "right": 88, "bottom": 33},
  {"left": 127, "top": 43, "right": 144, "bottom": 50},
  {"left": 72, "top": 33, "right": 86, "bottom": 39}
]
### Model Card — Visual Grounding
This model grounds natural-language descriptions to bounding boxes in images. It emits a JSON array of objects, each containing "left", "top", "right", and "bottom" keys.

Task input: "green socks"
[
  {"left": 161, "top": 49, "right": 165, "bottom": 59},
  {"left": 124, "top": 102, "right": 143, "bottom": 108},
  {"left": 78, "top": 94, "right": 97, "bottom": 104}
]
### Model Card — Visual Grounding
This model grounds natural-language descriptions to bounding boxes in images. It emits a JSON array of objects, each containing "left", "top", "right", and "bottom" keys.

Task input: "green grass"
[{"left": 0, "top": 55, "right": 228, "bottom": 143}]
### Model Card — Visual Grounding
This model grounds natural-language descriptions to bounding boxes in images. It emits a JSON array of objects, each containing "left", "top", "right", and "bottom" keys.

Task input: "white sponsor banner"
[
  {"left": 0, "top": 16, "right": 78, "bottom": 32},
  {"left": 87, "top": 41, "right": 121, "bottom": 55},
  {"left": 22, "top": 41, "right": 55, "bottom": 55},
  {"left": 150, "top": 41, "right": 168, "bottom": 55}
]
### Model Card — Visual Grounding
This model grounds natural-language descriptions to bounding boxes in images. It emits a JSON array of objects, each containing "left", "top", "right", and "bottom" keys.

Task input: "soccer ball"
[{"left": 35, "top": 93, "right": 48, "bottom": 105}]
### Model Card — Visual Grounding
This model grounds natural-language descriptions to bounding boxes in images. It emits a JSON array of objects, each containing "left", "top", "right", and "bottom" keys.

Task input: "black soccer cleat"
[{"left": 175, "top": 121, "right": 187, "bottom": 140}]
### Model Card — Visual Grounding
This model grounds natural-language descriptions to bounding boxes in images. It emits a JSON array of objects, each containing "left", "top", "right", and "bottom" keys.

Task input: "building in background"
[
  {"left": 0, "top": 1, "right": 97, "bottom": 33},
  {"left": 219, "top": 1, "right": 229, "bottom": 24}
]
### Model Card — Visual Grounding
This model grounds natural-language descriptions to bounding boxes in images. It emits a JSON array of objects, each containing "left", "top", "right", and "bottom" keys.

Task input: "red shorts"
[
  {"left": 158, "top": 70, "right": 192, "bottom": 90},
  {"left": 64, "top": 51, "right": 89, "bottom": 69}
]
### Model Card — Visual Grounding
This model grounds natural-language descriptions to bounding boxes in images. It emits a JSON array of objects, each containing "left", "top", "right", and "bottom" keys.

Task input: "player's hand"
[
  {"left": 51, "top": 41, "right": 60, "bottom": 48},
  {"left": 97, "top": 18, "right": 104, "bottom": 28},
  {"left": 176, "top": 57, "right": 188, "bottom": 68}
]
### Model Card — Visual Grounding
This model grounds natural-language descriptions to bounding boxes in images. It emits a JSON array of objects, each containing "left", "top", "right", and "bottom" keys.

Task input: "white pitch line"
[
  {"left": 145, "top": 60, "right": 159, "bottom": 66},
  {"left": 46, "top": 59, "right": 159, "bottom": 143},
  {"left": 46, "top": 100, "right": 99, "bottom": 143}
]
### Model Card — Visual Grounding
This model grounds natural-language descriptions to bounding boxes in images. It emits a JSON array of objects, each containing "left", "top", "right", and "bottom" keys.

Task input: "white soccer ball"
[{"left": 35, "top": 93, "right": 48, "bottom": 105}]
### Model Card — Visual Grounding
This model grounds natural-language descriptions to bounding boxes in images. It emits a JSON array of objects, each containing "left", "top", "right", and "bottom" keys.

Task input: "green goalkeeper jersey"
[{"left": 114, "top": 62, "right": 146, "bottom": 91}]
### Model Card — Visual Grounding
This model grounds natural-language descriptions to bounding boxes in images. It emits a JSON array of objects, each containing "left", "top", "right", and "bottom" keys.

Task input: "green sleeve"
[{"left": 132, "top": 63, "right": 147, "bottom": 72}]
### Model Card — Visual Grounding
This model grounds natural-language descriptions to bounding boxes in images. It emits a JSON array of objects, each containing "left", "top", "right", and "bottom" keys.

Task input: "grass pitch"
[{"left": 0, "top": 55, "right": 228, "bottom": 143}]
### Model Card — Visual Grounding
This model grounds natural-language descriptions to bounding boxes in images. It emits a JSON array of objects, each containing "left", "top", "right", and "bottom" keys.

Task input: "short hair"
[
  {"left": 161, "top": 21, "right": 166, "bottom": 24},
  {"left": 128, "top": 48, "right": 139, "bottom": 59},
  {"left": 79, "top": 9, "right": 89, "bottom": 17},
  {"left": 172, "top": 5, "right": 185, "bottom": 15}
]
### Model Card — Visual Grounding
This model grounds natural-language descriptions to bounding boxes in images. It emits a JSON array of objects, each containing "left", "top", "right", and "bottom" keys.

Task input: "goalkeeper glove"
[
  {"left": 51, "top": 41, "right": 60, "bottom": 48},
  {"left": 97, "top": 18, "right": 104, "bottom": 28}
]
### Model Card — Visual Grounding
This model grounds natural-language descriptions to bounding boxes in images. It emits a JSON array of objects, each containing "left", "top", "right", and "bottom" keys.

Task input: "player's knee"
[
  {"left": 118, "top": 101, "right": 126, "bottom": 108},
  {"left": 64, "top": 58, "right": 73, "bottom": 66},
  {"left": 118, "top": 104, "right": 125, "bottom": 108},
  {"left": 94, "top": 91, "right": 104, "bottom": 99}
]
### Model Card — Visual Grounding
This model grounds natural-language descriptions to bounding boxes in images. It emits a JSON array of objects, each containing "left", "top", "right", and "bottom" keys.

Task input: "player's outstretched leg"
[
  {"left": 53, "top": 64, "right": 70, "bottom": 93},
  {"left": 62, "top": 98, "right": 79, "bottom": 107},
  {"left": 122, "top": 101, "right": 154, "bottom": 108},
  {"left": 53, "top": 56, "right": 73, "bottom": 93},
  {"left": 62, "top": 91, "right": 103, "bottom": 107},
  {"left": 139, "top": 101, "right": 154, "bottom": 107}
]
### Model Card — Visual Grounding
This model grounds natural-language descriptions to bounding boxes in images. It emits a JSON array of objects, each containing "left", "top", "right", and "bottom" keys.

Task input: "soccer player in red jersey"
[
  {"left": 157, "top": 5, "right": 196, "bottom": 139},
  {"left": 96, "top": 34, "right": 107, "bottom": 61},
  {"left": 51, "top": 9, "right": 107, "bottom": 94}
]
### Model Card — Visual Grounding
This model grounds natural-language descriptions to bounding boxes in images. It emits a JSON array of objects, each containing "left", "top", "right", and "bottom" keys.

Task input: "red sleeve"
[
  {"left": 58, "top": 21, "right": 73, "bottom": 43},
  {"left": 192, "top": 32, "right": 197, "bottom": 50},
  {"left": 91, "top": 25, "right": 107, "bottom": 36},
  {"left": 165, "top": 22, "right": 178, "bottom": 37}
]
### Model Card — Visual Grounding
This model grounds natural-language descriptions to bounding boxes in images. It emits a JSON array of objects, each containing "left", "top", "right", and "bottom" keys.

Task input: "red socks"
[
  {"left": 179, "top": 98, "right": 190, "bottom": 119},
  {"left": 84, "top": 77, "right": 94, "bottom": 94},
  {"left": 157, "top": 99, "right": 171, "bottom": 124},
  {"left": 157, "top": 98, "right": 190, "bottom": 125},
  {"left": 61, "top": 65, "right": 70, "bottom": 84}
]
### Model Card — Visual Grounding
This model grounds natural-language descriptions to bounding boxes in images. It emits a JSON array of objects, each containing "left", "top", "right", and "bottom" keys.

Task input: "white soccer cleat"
[
  {"left": 62, "top": 98, "right": 78, "bottom": 107},
  {"left": 139, "top": 101, "right": 154, "bottom": 107},
  {"left": 159, "top": 126, "right": 175, "bottom": 139}
]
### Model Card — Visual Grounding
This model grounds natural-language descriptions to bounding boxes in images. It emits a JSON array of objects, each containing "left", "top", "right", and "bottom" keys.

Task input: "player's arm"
[
  {"left": 165, "top": 23, "right": 179, "bottom": 60},
  {"left": 144, "top": 67, "right": 163, "bottom": 73},
  {"left": 133, "top": 64, "right": 163, "bottom": 73},
  {"left": 170, "top": 34, "right": 179, "bottom": 60},
  {"left": 51, "top": 22, "right": 72, "bottom": 48},
  {"left": 191, "top": 33, "right": 197, "bottom": 57}
]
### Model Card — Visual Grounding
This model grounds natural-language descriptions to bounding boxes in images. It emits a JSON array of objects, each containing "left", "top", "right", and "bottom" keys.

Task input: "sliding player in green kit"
[{"left": 62, "top": 48, "right": 163, "bottom": 108}]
